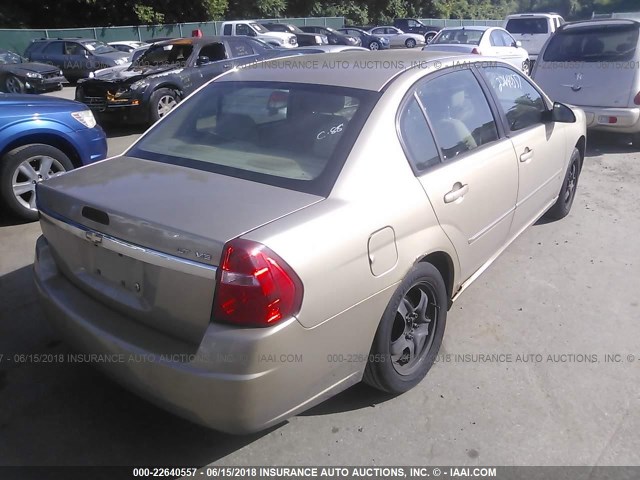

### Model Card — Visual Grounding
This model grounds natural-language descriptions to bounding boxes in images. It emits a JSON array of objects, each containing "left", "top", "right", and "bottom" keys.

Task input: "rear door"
[
  {"left": 39, "top": 41, "right": 65, "bottom": 69},
  {"left": 480, "top": 65, "right": 567, "bottom": 233},
  {"left": 406, "top": 67, "right": 519, "bottom": 281}
]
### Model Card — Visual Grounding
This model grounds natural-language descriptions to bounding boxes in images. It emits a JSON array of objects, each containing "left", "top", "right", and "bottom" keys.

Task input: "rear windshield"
[
  {"left": 432, "top": 29, "right": 483, "bottom": 45},
  {"left": 128, "top": 82, "right": 378, "bottom": 196},
  {"left": 506, "top": 18, "right": 549, "bottom": 34},
  {"left": 543, "top": 24, "right": 639, "bottom": 62}
]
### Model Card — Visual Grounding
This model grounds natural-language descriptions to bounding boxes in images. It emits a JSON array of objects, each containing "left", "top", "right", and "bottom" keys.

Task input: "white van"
[
  {"left": 532, "top": 19, "right": 640, "bottom": 146},
  {"left": 505, "top": 13, "right": 564, "bottom": 64}
]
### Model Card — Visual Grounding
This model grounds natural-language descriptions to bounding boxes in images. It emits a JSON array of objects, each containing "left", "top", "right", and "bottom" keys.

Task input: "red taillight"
[
  {"left": 212, "top": 238, "right": 303, "bottom": 327},
  {"left": 471, "top": 47, "right": 481, "bottom": 54},
  {"left": 634, "top": 91, "right": 640, "bottom": 105}
]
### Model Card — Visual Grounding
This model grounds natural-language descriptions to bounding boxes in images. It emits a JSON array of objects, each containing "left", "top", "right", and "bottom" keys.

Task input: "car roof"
[
  {"left": 440, "top": 26, "right": 492, "bottom": 31},
  {"left": 559, "top": 19, "right": 640, "bottom": 30},
  {"left": 150, "top": 36, "right": 227, "bottom": 47},
  {"left": 218, "top": 50, "right": 475, "bottom": 91},
  {"left": 506, "top": 13, "right": 561, "bottom": 19}
]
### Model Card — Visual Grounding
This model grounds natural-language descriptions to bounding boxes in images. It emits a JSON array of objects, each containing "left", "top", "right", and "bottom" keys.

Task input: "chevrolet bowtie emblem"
[{"left": 85, "top": 231, "right": 103, "bottom": 244}]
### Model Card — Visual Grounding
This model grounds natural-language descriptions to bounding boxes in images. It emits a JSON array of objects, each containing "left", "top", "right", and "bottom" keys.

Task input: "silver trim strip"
[{"left": 40, "top": 212, "right": 218, "bottom": 280}]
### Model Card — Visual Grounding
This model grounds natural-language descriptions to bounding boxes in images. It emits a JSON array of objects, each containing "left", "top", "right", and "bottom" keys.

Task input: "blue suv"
[{"left": 0, "top": 93, "right": 107, "bottom": 220}]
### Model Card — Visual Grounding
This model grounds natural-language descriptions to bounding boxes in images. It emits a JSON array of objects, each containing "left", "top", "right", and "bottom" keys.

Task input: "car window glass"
[
  {"left": 543, "top": 25, "right": 639, "bottom": 62},
  {"left": 227, "top": 40, "right": 254, "bottom": 57},
  {"left": 128, "top": 83, "right": 376, "bottom": 194},
  {"left": 432, "top": 29, "right": 483, "bottom": 45},
  {"left": 398, "top": 97, "right": 440, "bottom": 172},
  {"left": 42, "top": 41, "right": 63, "bottom": 54},
  {"left": 505, "top": 18, "right": 549, "bottom": 34},
  {"left": 500, "top": 31, "right": 515, "bottom": 46},
  {"left": 64, "top": 42, "right": 84, "bottom": 55},
  {"left": 490, "top": 31, "right": 505, "bottom": 46},
  {"left": 482, "top": 66, "right": 546, "bottom": 131},
  {"left": 417, "top": 69, "right": 498, "bottom": 161},
  {"left": 199, "top": 43, "right": 227, "bottom": 61},
  {"left": 236, "top": 24, "right": 250, "bottom": 36},
  {"left": 223, "top": 24, "right": 232, "bottom": 35}
]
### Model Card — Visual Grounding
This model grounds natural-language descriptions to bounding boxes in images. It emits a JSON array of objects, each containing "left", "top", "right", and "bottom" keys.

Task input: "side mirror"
[
  {"left": 514, "top": 40, "right": 522, "bottom": 48},
  {"left": 547, "top": 102, "right": 576, "bottom": 123},
  {"left": 196, "top": 55, "right": 210, "bottom": 66},
  {"left": 248, "top": 29, "right": 257, "bottom": 37}
]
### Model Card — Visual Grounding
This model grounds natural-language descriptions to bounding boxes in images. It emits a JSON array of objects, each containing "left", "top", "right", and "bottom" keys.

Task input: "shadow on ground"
[{"left": 0, "top": 265, "right": 394, "bottom": 468}]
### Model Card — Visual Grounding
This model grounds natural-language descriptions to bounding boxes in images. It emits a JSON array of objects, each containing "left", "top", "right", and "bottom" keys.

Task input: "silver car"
[
  {"left": 368, "top": 26, "right": 426, "bottom": 48},
  {"left": 34, "top": 50, "right": 586, "bottom": 434},
  {"left": 425, "top": 26, "right": 531, "bottom": 75},
  {"left": 533, "top": 19, "right": 640, "bottom": 147}
]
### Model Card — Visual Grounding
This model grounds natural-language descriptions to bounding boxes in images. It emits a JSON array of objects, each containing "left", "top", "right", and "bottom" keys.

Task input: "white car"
[
  {"left": 425, "top": 26, "right": 531, "bottom": 75},
  {"left": 108, "top": 41, "right": 149, "bottom": 54},
  {"left": 504, "top": 13, "right": 564, "bottom": 64},
  {"left": 368, "top": 26, "right": 425, "bottom": 48}
]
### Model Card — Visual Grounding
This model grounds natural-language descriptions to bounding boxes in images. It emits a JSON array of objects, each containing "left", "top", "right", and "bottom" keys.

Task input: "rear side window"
[
  {"left": 128, "top": 82, "right": 378, "bottom": 196},
  {"left": 398, "top": 97, "right": 440, "bottom": 172},
  {"left": 506, "top": 18, "right": 549, "bottom": 34},
  {"left": 543, "top": 24, "right": 639, "bottom": 62},
  {"left": 42, "top": 41, "right": 63, "bottom": 54},
  {"left": 223, "top": 24, "right": 232, "bottom": 35},
  {"left": 416, "top": 69, "right": 499, "bottom": 161}
]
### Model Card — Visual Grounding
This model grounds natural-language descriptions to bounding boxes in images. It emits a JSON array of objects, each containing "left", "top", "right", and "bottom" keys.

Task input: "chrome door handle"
[
  {"left": 520, "top": 147, "right": 533, "bottom": 162},
  {"left": 444, "top": 182, "right": 469, "bottom": 204}
]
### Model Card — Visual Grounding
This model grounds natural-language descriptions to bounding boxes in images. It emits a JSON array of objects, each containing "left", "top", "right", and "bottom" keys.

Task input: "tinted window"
[
  {"left": 223, "top": 24, "right": 232, "bottom": 35},
  {"left": 417, "top": 70, "right": 498, "bottom": 161},
  {"left": 236, "top": 24, "right": 251, "bottom": 36},
  {"left": 398, "top": 97, "right": 440, "bottom": 172},
  {"left": 128, "top": 82, "right": 378, "bottom": 195},
  {"left": 483, "top": 66, "right": 546, "bottom": 131},
  {"left": 506, "top": 18, "right": 549, "bottom": 34},
  {"left": 64, "top": 42, "right": 84, "bottom": 55},
  {"left": 199, "top": 42, "right": 227, "bottom": 61},
  {"left": 43, "top": 41, "right": 63, "bottom": 54},
  {"left": 543, "top": 24, "right": 639, "bottom": 62}
]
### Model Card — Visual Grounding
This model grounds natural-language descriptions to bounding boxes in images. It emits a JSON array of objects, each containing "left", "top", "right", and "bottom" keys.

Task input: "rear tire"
[
  {"left": 405, "top": 38, "right": 417, "bottom": 49},
  {"left": 0, "top": 144, "right": 73, "bottom": 221},
  {"left": 544, "top": 147, "right": 581, "bottom": 221},
  {"left": 363, "top": 263, "right": 447, "bottom": 394}
]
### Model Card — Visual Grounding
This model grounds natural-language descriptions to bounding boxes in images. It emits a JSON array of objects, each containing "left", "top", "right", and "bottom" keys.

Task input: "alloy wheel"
[
  {"left": 11, "top": 155, "right": 66, "bottom": 211},
  {"left": 157, "top": 94, "right": 177, "bottom": 117},
  {"left": 390, "top": 281, "right": 439, "bottom": 375},
  {"left": 5, "top": 76, "right": 23, "bottom": 94},
  {"left": 564, "top": 160, "right": 578, "bottom": 204}
]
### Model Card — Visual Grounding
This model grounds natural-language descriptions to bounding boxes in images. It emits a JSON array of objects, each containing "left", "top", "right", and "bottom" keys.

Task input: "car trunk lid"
[{"left": 37, "top": 156, "right": 323, "bottom": 343}]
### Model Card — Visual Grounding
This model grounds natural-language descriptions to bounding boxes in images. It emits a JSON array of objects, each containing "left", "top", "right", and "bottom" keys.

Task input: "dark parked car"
[
  {"left": 75, "top": 36, "right": 300, "bottom": 126},
  {"left": 0, "top": 93, "right": 107, "bottom": 220},
  {"left": 298, "top": 26, "right": 361, "bottom": 46},
  {"left": 24, "top": 38, "right": 130, "bottom": 82},
  {"left": 338, "top": 28, "right": 390, "bottom": 50},
  {"left": 393, "top": 18, "right": 442, "bottom": 42},
  {"left": 261, "top": 23, "right": 328, "bottom": 46},
  {"left": 0, "top": 49, "right": 65, "bottom": 93}
]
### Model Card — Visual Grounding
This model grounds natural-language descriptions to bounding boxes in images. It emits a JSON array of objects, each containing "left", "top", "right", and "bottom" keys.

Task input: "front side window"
[
  {"left": 543, "top": 24, "right": 639, "bottom": 62},
  {"left": 236, "top": 24, "right": 251, "bottom": 36},
  {"left": 482, "top": 66, "right": 546, "bottom": 131},
  {"left": 128, "top": 82, "right": 378, "bottom": 196},
  {"left": 416, "top": 69, "right": 499, "bottom": 161},
  {"left": 490, "top": 31, "right": 506, "bottom": 46}
]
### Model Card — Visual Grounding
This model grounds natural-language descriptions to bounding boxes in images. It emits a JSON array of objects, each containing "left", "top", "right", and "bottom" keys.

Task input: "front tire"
[
  {"left": 405, "top": 38, "right": 417, "bottom": 49},
  {"left": 0, "top": 144, "right": 73, "bottom": 221},
  {"left": 425, "top": 32, "right": 437, "bottom": 43},
  {"left": 5, "top": 74, "right": 26, "bottom": 94},
  {"left": 369, "top": 41, "right": 380, "bottom": 51},
  {"left": 149, "top": 88, "right": 179, "bottom": 124},
  {"left": 544, "top": 147, "right": 581, "bottom": 220},
  {"left": 363, "top": 263, "right": 447, "bottom": 394}
]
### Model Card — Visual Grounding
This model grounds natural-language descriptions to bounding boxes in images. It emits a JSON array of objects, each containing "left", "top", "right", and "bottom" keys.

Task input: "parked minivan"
[{"left": 533, "top": 19, "right": 640, "bottom": 146}]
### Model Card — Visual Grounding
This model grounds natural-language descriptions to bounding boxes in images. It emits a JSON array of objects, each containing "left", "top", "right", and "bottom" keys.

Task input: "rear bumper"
[
  {"left": 579, "top": 106, "right": 640, "bottom": 134},
  {"left": 33, "top": 235, "right": 375, "bottom": 434}
]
